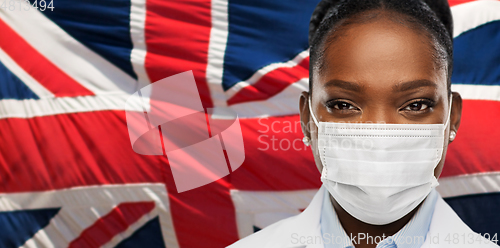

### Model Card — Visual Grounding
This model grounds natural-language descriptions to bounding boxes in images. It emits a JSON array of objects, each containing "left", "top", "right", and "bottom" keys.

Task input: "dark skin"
[{"left": 299, "top": 12, "right": 463, "bottom": 248}]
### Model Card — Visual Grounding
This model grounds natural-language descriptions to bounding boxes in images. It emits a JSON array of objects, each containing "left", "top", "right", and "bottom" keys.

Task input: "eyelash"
[
  {"left": 325, "top": 100, "right": 360, "bottom": 113},
  {"left": 325, "top": 99, "right": 436, "bottom": 114},
  {"left": 400, "top": 99, "right": 436, "bottom": 113}
]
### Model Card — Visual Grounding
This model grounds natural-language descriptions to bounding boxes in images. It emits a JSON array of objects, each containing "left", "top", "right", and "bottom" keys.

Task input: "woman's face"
[{"left": 300, "top": 13, "right": 462, "bottom": 179}]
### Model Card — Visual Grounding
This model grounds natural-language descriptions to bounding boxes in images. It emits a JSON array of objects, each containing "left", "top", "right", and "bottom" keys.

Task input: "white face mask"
[{"left": 308, "top": 97, "right": 452, "bottom": 225}]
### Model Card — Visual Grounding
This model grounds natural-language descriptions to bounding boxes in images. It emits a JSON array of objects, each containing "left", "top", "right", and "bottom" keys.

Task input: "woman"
[{"left": 228, "top": 0, "right": 498, "bottom": 247}]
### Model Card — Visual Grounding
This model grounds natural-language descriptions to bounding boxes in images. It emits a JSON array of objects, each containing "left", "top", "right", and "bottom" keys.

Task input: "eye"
[
  {"left": 402, "top": 100, "right": 434, "bottom": 112},
  {"left": 335, "top": 102, "right": 356, "bottom": 110},
  {"left": 326, "top": 100, "right": 360, "bottom": 111}
]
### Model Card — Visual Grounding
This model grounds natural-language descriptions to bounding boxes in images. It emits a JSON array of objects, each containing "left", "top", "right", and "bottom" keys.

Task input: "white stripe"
[
  {"left": 0, "top": 47, "right": 54, "bottom": 99},
  {"left": 218, "top": 78, "right": 308, "bottom": 119},
  {"left": 0, "top": 94, "right": 144, "bottom": 119},
  {"left": 21, "top": 229, "right": 56, "bottom": 248},
  {"left": 230, "top": 188, "right": 317, "bottom": 239},
  {"left": 0, "top": 184, "right": 179, "bottom": 248},
  {"left": 0, "top": 6, "right": 137, "bottom": 95},
  {"left": 206, "top": 0, "right": 230, "bottom": 106},
  {"left": 0, "top": 184, "right": 168, "bottom": 212},
  {"left": 20, "top": 206, "right": 114, "bottom": 248},
  {"left": 225, "top": 50, "right": 309, "bottom": 99},
  {"left": 452, "top": 0, "right": 500, "bottom": 38},
  {"left": 437, "top": 172, "right": 500, "bottom": 198},
  {"left": 451, "top": 84, "right": 500, "bottom": 101},
  {"left": 130, "top": 0, "right": 151, "bottom": 92}
]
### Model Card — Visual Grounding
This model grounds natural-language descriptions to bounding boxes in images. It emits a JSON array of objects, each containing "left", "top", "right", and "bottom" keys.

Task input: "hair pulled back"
[{"left": 308, "top": 0, "right": 453, "bottom": 93}]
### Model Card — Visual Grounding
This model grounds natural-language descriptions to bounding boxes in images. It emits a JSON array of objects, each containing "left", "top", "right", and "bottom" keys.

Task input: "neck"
[{"left": 330, "top": 195, "right": 422, "bottom": 248}]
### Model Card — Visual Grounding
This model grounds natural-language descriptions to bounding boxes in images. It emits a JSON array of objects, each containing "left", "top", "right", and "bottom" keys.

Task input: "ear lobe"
[
  {"left": 299, "top": 91, "right": 311, "bottom": 139},
  {"left": 449, "top": 92, "right": 463, "bottom": 142}
]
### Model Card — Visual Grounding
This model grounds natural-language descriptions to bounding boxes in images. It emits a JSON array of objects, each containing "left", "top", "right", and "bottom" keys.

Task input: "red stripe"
[
  {"left": 144, "top": 0, "right": 213, "bottom": 109},
  {"left": 0, "top": 111, "right": 164, "bottom": 193},
  {"left": 0, "top": 19, "right": 94, "bottom": 97},
  {"left": 448, "top": 0, "right": 479, "bottom": 7},
  {"left": 144, "top": 1, "right": 238, "bottom": 247},
  {"left": 159, "top": 161, "right": 238, "bottom": 248},
  {"left": 227, "top": 57, "right": 309, "bottom": 105},
  {"left": 442, "top": 99, "right": 500, "bottom": 177},
  {"left": 229, "top": 115, "right": 322, "bottom": 191},
  {"left": 68, "top": 202, "right": 155, "bottom": 248}
]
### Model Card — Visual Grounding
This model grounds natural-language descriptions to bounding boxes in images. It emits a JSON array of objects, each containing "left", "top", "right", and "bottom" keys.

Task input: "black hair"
[{"left": 308, "top": 0, "right": 453, "bottom": 94}]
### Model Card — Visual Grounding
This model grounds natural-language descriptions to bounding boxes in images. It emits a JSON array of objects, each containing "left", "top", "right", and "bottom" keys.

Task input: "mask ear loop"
[
  {"left": 444, "top": 96, "right": 453, "bottom": 128},
  {"left": 308, "top": 97, "right": 319, "bottom": 127},
  {"left": 431, "top": 96, "right": 454, "bottom": 188}
]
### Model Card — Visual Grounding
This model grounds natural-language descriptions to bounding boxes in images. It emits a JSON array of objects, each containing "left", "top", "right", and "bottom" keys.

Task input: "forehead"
[{"left": 315, "top": 13, "right": 446, "bottom": 92}]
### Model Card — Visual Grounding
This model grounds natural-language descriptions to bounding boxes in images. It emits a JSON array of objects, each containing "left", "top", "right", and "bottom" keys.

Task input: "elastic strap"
[
  {"left": 308, "top": 97, "right": 319, "bottom": 126},
  {"left": 444, "top": 96, "right": 453, "bottom": 128}
]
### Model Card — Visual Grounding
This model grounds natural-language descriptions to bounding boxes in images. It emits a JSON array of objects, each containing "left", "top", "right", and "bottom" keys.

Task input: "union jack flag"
[{"left": 0, "top": 0, "right": 499, "bottom": 247}]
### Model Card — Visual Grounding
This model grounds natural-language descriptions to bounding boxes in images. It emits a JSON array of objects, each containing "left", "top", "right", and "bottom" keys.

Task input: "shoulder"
[{"left": 421, "top": 193, "right": 499, "bottom": 248}]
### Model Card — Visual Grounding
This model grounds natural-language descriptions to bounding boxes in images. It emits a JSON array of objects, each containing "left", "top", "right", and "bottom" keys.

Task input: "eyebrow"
[
  {"left": 393, "top": 80, "right": 438, "bottom": 92},
  {"left": 323, "top": 79, "right": 363, "bottom": 92}
]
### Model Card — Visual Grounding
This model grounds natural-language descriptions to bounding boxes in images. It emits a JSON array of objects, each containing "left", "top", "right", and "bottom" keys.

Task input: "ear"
[
  {"left": 299, "top": 91, "right": 311, "bottom": 140},
  {"left": 449, "top": 92, "right": 462, "bottom": 143}
]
